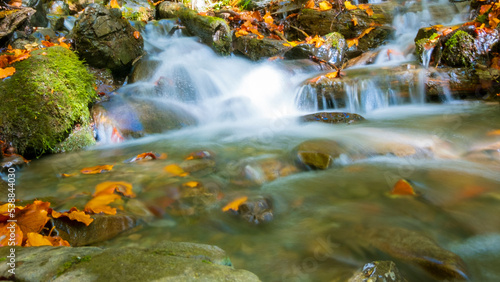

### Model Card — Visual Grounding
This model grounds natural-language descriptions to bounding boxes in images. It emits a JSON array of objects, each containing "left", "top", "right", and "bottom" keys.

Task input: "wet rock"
[
  {"left": 52, "top": 123, "right": 96, "bottom": 153},
  {"left": 349, "top": 25, "right": 394, "bottom": 54},
  {"left": 284, "top": 32, "right": 347, "bottom": 68},
  {"left": 71, "top": 4, "right": 144, "bottom": 78},
  {"left": 87, "top": 66, "right": 121, "bottom": 95},
  {"left": 48, "top": 212, "right": 140, "bottom": 246},
  {"left": 464, "top": 141, "right": 500, "bottom": 165},
  {"left": 293, "top": 139, "right": 346, "bottom": 170},
  {"left": 157, "top": 3, "right": 231, "bottom": 55},
  {"left": 299, "top": 112, "right": 364, "bottom": 124},
  {"left": 297, "top": 4, "right": 393, "bottom": 39},
  {"left": 233, "top": 35, "right": 290, "bottom": 61},
  {"left": 364, "top": 227, "right": 470, "bottom": 280},
  {"left": 180, "top": 159, "right": 216, "bottom": 176},
  {"left": 0, "top": 242, "right": 260, "bottom": 281},
  {"left": 0, "top": 46, "right": 95, "bottom": 157},
  {"left": 0, "top": 154, "right": 28, "bottom": 173},
  {"left": 343, "top": 50, "right": 379, "bottom": 68},
  {"left": 46, "top": 15, "right": 66, "bottom": 32},
  {"left": 128, "top": 56, "right": 162, "bottom": 83},
  {"left": 49, "top": 1, "right": 71, "bottom": 15},
  {"left": 348, "top": 261, "right": 407, "bottom": 282},
  {"left": 23, "top": 0, "right": 48, "bottom": 27},
  {"left": 237, "top": 197, "right": 273, "bottom": 224},
  {"left": 442, "top": 30, "right": 477, "bottom": 67},
  {"left": 0, "top": 7, "right": 35, "bottom": 44},
  {"left": 243, "top": 158, "right": 299, "bottom": 185}
]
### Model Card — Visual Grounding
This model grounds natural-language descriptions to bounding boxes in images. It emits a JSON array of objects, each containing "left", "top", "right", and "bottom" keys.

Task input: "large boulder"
[
  {"left": 0, "top": 243, "right": 260, "bottom": 281},
  {"left": 0, "top": 46, "right": 95, "bottom": 157},
  {"left": 71, "top": 4, "right": 144, "bottom": 78}
]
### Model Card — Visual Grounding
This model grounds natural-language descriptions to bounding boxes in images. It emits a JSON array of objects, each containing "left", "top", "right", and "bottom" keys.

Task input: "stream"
[{"left": 8, "top": 0, "right": 500, "bottom": 281}]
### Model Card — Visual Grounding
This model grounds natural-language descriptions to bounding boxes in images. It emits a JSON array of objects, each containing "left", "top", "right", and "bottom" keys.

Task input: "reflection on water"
[{"left": 13, "top": 103, "right": 500, "bottom": 281}]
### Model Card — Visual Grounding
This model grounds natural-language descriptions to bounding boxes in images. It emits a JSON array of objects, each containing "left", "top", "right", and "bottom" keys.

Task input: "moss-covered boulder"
[
  {"left": 0, "top": 46, "right": 95, "bottom": 157},
  {"left": 442, "top": 30, "right": 477, "bottom": 67}
]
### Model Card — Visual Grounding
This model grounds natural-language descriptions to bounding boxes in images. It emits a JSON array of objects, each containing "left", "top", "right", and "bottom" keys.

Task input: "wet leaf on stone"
[
  {"left": 94, "top": 181, "right": 136, "bottom": 198},
  {"left": 25, "top": 232, "right": 52, "bottom": 246},
  {"left": 0, "top": 222, "right": 23, "bottom": 246},
  {"left": 358, "top": 4, "right": 373, "bottom": 16},
  {"left": 305, "top": 0, "right": 315, "bottom": 9},
  {"left": 318, "top": 1, "right": 332, "bottom": 11},
  {"left": 15, "top": 201, "right": 51, "bottom": 238},
  {"left": 183, "top": 181, "right": 201, "bottom": 188},
  {"left": 134, "top": 31, "right": 141, "bottom": 39},
  {"left": 80, "top": 164, "right": 114, "bottom": 174},
  {"left": 125, "top": 152, "right": 163, "bottom": 163},
  {"left": 222, "top": 196, "right": 248, "bottom": 212},
  {"left": 325, "top": 71, "right": 338, "bottom": 78},
  {"left": 0, "top": 67, "right": 15, "bottom": 79},
  {"left": 344, "top": 1, "right": 357, "bottom": 10},
  {"left": 51, "top": 207, "right": 94, "bottom": 226}
]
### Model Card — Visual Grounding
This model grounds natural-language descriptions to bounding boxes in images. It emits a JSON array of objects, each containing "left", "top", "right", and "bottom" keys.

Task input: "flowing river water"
[{"left": 9, "top": 0, "right": 500, "bottom": 281}]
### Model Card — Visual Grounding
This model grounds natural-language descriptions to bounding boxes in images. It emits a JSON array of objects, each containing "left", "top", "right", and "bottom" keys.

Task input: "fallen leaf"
[
  {"left": 352, "top": 16, "right": 358, "bottom": 26},
  {"left": 347, "top": 38, "right": 359, "bottom": 48},
  {"left": 25, "top": 232, "right": 52, "bottom": 246},
  {"left": 318, "top": 1, "right": 332, "bottom": 11},
  {"left": 0, "top": 222, "right": 22, "bottom": 246},
  {"left": 358, "top": 4, "right": 373, "bottom": 16},
  {"left": 133, "top": 31, "right": 140, "bottom": 39},
  {"left": 46, "top": 236, "right": 71, "bottom": 246},
  {"left": 344, "top": 0, "right": 357, "bottom": 10},
  {"left": 110, "top": 0, "right": 120, "bottom": 8},
  {"left": 305, "top": 0, "right": 315, "bottom": 9},
  {"left": 80, "top": 164, "right": 114, "bottom": 174},
  {"left": 480, "top": 4, "right": 492, "bottom": 14},
  {"left": 164, "top": 164, "right": 188, "bottom": 177},
  {"left": 51, "top": 207, "right": 94, "bottom": 226},
  {"left": 263, "top": 11, "right": 273, "bottom": 25},
  {"left": 15, "top": 201, "right": 51, "bottom": 238},
  {"left": 125, "top": 152, "right": 159, "bottom": 163},
  {"left": 222, "top": 196, "right": 248, "bottom": 212},
  {"left": 487, "top": 129, "right": 500, "bottom": 135},
  {"left": 235, "top": 29, "right": 249, "bottom": 37},
  {"left": 0, "top": 67, "right": 15, "bottom": 79},
  {"left": 94, "top": 181, "right": 135, "bottom": 198},
  {"left": 84, "top": 194, "right": 121, "bottom": 215},
  {"left": 325, "top": 71, "right": 338, "bottom": 78},
  {"left": 57, "top": 37, "right": 71, "bottom": 49},
  {"left": 391, "top": 179, "right": 416, "bottom": 196},
  {"left": 183, "top": 181, "right": 200, "bottom": 188}
]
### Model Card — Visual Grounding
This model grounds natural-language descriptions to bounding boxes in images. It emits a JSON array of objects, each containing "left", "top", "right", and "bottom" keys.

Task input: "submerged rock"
[
  {"left": 0, "top": 242, "right": 260, "bottom": 281},
  {"left": 0, "top": 46, "right": 95, "bottom": 157},
  {"left": 237, "top": 197, "right": 274, "bottom": 224},
  {"left": 293, "top": 139, "right": 347, "bottom": 170},
  {"left": 71, "top": 4, "right": 144, "bottom": 77},
  {"left": 348, "top": 261, "right": 407, "bottom": 282}
]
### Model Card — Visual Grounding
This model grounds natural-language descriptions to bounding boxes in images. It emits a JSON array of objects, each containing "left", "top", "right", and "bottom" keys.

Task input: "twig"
[{"left": 290, "top": 25, "right": 309, "bottom": 38}]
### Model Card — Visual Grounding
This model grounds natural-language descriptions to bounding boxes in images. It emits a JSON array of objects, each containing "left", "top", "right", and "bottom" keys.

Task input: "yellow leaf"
[
  {"left": 325, "top": 71, "right": 338, "bottom": 78},
  {"left": 487, "top": 129, "right": 500, "bottom": 136},
  {"left": 263, "top": 11, "right": 273, "bottom": 25},
  {"left": 51, "top": 208, "right": 94, "bottom": 226},
  {"left": 0, "top": 67, "right": 15, "bottom": 79},
  {"left": 352, "top": 16, "right": 358, "bottom": 26},
  {"left": 235, "top": 29, "right": 249, "bottom": 37},
  {"left": 318, "top": 1, "right": 332, "bottom": 11},
  {"left": 80, "top": 165, "right": 114, "bottom": 174},
  {"left": 94, "top": 181, "right": 135, "bottom": 198},
  {"left": 164, "top": 164, "right": 188, "bottom": 177},
  {"left": 84, "top": 194, "right": 121, "bottom": 215},
  {"left": 358, "top": 4, "right": 373, "bottom": 16},
  {"left": 222, "top": 196, "right": 248, "bottom": 212},
  {"left": 25, "top": 232, "right": 52, "bottom": 247},
  {"left": 344, "top": 1, "right": 357, "bottom": 10},
  {"left": 347, "top": 38, "right": 358, "bottom": 48},
  {"left": 183, "top": 181, "right": 200, "bottom": 188}
]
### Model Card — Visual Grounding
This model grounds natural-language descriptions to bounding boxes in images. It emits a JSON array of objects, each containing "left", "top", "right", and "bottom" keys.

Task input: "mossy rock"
[
  {"left": 442, "top": 30, "right": 477, "bottom": 67},
  {"left": 0, "top": 46, "right": 95, "bottom": 157},
  {"left": 233, "top": 35, "right": 290, "bottom": 61}
]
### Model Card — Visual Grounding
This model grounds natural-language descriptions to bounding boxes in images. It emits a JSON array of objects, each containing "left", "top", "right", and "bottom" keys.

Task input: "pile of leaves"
[{"left": 0, "top": 36, "right": 71, "bottom": 80}]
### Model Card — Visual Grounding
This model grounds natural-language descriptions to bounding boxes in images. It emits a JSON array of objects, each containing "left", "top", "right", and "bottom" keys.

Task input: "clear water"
[{"left": 7, "top": 1, "right": 500, "bottom": 281}]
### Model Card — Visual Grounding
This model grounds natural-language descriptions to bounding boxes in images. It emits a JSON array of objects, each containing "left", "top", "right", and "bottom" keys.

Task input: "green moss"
[
  {"left": 53, "top": 122, "right": 96, "bottom": 153},
  {"left": 57, "top": 255, "right": 91, "bottom": 276},
  {"left": 0, "top": 46, "right": 96, "bottom": 157},
  {"left": 444, "top": 30, "right": 476, "bottom": 67}
]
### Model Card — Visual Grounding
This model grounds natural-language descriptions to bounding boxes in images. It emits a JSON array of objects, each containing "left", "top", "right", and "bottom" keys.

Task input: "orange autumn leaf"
[
  {"left": 0, "top": 222, "right": 23, "bottom": 246},
  {"left": 352, "top": 16, "right": 358, "bottom": 26},
  {"left": 84, "top": 194, "right": 121, "bottom": 215},
  {"left": 183, "top": 181, "right": 200, "bottom": 188},
  {"left": 487, "top": 129, "right": 500, "bottom": 135},
  {"left": 309, "top": 75, "right": 322, "bottom": 83},
  {"left": 94, "top": 181, "right": 135, "bottom": 198},
  {"left": 222, "top": 196, "right": 248, "bottom": 212},
  {"left": 347, "top": 38, "right": 359, "bottom": 48},
  {"left": 80, "top": 164, "right": 114, "bottom": 174},
  {"left": 25, "top": 232, "right": 52, "bottom": 246},
  {"left": 480, "top": 4, "right": 492, "bottom": 14},
  {"left": 263, "top": 11, "right": 273, "bottom": 25},
  {"left": 305, "top": 0, "right": 315, "bottom": 9},
  {"left": 57, "top": 37, "right": 71, "bottom": 49},
  {"left": 306, "top": 35, "right": 325, "bottom": 48},
  {"left": 47, "top": 236, "right": 71, "bottom": 246},
  {"left": 110, "top": 0, "right": 120, "bottom": 8},
  {"left": 359, "top": 27, "right": 375, "bottom": 38},
  {"left": 42, "top": 40, "right": 56, "bottom": 47},
  {"left": 164, "top": 164, "right": 188, "bottom": 177},
  {"left": 126, "top": 152, "right": 159, "bottom": 162},
  {"left": 133, "top": 31, "right": 141, "bottom": 39},
  {"left": 358, "top": 4, "right": 373, "bottom": 16},
  {"left": 60, "top": 173, "right": 77, "bottom": 178},
  {"left": 318, "top": 1, "right": 332, "bottom": 11},
  {"left": 391, "top": 179, "right": 416, "bottom": 196},
  {"left": 235, "top": 29, "right": 249, "bottom": 37},
  {"left": 15, "top": 201, "right": 51, "bottom": 238},
  {"left": 344, "top": 1, "right": 357, "bottom": 10},
  {"left": 51, "top": 207, "right": 94, "bottom": 226},
  {"left": 0, "top": 67, "right": 15, "bottom": 79},
  {"left": 325, "top": 71, "right": 338, "bottom": 78},
  {"left": 0, "top": 55, "right": 8, "bottom": 68}
]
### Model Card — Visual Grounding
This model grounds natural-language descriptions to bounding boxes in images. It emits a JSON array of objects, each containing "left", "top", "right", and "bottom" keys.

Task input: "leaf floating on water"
[
  {"left": 125, "top": 152, "right": 163, "bottom": 163},
  {"left": 94, "top": 181, "right": 136, "bottom": 198},
  {"left": 222, "top": 196, "right": 248, "bottom": 212},
  {"left": 60, "top": 173, "right": 78, "bottom": 178},
  {"left": 84, "top": 194, "right": 121, "bottom": 215},
  {"left": 51, "top": 207, "right": 94, "bottom": 226},
  {"left": 352, "top": 16, "right": 358, "bottom": 26},
  {"left": 164, "top": 164, "right": 189, "bottom": 177},
  {"left": 183, "top": 181, "right": 201, "bottom": 188},
  {"left": 391, "top": 179, "right": 416, "bottom": 196},
  {"left": 80, "top": 164, "right": 114, "bottom": 174}
]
